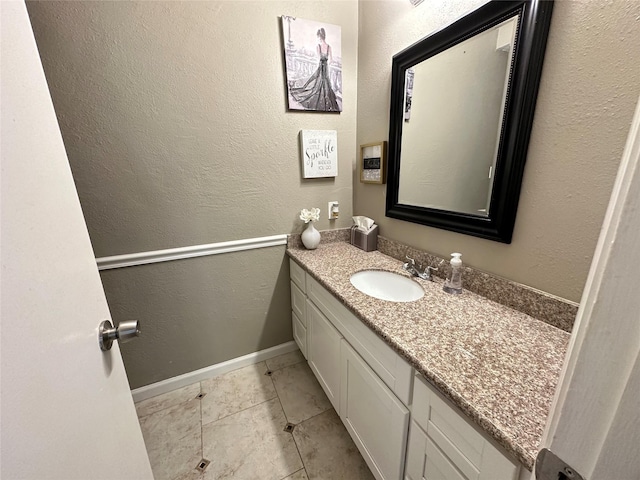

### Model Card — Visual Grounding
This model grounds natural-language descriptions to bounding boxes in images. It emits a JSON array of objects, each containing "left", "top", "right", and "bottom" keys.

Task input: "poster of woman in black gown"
[{"left": 282, "top": 17, "right": 342, "bottom": 112}]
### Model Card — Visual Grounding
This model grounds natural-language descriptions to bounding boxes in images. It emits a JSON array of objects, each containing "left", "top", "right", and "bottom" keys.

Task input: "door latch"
[
  {"left": 535, "top": 448, "right": 585, "bottom": 480},
  {"left": 98, "top": 320, "right": 140, "bottom": 351}
]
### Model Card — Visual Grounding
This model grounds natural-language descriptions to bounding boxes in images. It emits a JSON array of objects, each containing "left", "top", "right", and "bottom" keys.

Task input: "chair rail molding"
[{"left": 96, "top": 234, "right": 288, "bottom": 270}]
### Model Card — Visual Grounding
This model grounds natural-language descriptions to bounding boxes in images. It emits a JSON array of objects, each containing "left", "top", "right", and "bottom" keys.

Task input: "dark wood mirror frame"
[{"left": 386, "top": 0, "right": 553, "bottom": 243}]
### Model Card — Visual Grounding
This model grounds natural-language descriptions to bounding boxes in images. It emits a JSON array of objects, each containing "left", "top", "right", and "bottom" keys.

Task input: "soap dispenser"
[{"left": 443, "top": 253, "right": 463, "bottom": 294}]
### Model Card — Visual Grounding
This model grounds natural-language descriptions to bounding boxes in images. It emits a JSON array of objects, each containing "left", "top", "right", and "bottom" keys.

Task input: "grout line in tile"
[
  {"left": 295, "top": 406, "right": 335, "bottom": 428},
  {"left": 266, "top": 358, "right": 305, "bottom": 375},
  {"left": 268, "top": 367, "right": 277, "bottom": 389},
  {"left": 271, "top": 379, "right": 292, "bottom": 425},
  {"left": 272, "top": 378, "right": 306, "bottom": 474},
  {"left": 277, "top": 467, "right": 307, "bottom": 480},
  {"left": 290, "top": 431, "right": 306, "bottom": 474},
  {"left": 135, "top": 382, "right": 204, "bottom": 420},
  {"left": 199, "top": 381, "right": 204, "bottom": 472},
  {"left": 200, "top": 395, "right": 279, "bottom": 427}
]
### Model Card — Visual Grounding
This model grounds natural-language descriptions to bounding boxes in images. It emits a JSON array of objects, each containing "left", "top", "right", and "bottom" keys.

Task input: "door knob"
[{"left": 99, "top": 320, "right": 140, "bottom": 351}]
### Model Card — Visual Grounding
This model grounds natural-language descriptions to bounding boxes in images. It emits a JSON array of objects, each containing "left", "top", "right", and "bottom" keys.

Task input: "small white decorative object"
[
  {"left": 300, "top": 130, "right": 338, "bottom": 178},
  {"left": 300, "top": 208, "right": 321, "bottom": 250}
]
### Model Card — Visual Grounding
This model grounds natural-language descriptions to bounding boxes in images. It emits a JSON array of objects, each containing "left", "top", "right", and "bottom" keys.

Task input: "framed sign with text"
[
  {"left": 360, "top": 141, "right": 387, "bottom": 184},
  {"left": 300, "top": 130, "right": 338, "bottom": 178}
]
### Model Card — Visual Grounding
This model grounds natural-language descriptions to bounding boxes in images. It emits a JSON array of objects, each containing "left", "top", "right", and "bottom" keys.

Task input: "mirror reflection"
[
  {"left": 398, "top": 15, "right": 519, "bottom": 217},
  {"left": 386, "top": 0, "right": 554, "bottom": 243}
]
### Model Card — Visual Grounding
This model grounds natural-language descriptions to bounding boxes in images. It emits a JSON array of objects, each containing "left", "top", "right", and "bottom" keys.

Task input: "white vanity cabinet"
[
  {"left": 289, "top": 259, "right": 413, "bottom": 480},
  {"left": 288, "top": 258, "right": 524, "bottom": 480},
  {"left": 405, "top": 374, "right": 521, "bottom": 480}
]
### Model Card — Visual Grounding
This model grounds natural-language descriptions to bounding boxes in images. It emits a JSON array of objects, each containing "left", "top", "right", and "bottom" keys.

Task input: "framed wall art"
[
  {"left": 300, "top": 130, "right": 338, "bottom": 178},
  {"left": 360, "top": 141, "right": 387, "bottom": 184},
  {"left": 282, "top": 16, "right": 342, "bottom": 112}
]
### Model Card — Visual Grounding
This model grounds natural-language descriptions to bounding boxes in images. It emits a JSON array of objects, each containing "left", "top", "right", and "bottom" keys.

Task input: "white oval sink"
[{"left": 350, "top": 270, "right": 424, "bottom": 302}]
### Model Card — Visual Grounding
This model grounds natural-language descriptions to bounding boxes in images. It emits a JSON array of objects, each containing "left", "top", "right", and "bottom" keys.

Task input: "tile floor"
[{"left": 135, "top": 350, "right": 375, "bottom": 480}]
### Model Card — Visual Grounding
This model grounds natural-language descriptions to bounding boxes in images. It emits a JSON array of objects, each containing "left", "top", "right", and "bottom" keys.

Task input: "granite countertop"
[{"left": 286, "top": 241, "right": 570, "bottom": 470}]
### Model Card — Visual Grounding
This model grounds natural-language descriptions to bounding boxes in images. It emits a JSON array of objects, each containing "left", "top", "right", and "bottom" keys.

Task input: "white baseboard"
[{"left": 130, "top": 340, "right": 299, "bottom": 403}]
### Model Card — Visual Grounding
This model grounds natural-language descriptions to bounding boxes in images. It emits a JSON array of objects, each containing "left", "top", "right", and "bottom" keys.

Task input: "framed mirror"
[{"left": 386, "top": 0, "right": 553, "bottom": 243}]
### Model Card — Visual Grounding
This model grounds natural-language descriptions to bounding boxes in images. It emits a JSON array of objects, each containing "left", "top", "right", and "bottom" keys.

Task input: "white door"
[
  {"left": 0, "top": 2, "right": 153, "bottom": 479},
  {"left": 534, "top": 97, "right": 640, "bottom": 480}
]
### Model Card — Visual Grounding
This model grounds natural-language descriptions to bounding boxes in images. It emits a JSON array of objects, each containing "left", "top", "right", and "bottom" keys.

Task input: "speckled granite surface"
[
  {"left": 286, "top": 241, "right": 570, "bottom": 470},
  {"left": 290, "top": 229, "right": 578, "bottom": 332},
  {"left": 377, "top": 236, "right": 578, "bottom": 332}
]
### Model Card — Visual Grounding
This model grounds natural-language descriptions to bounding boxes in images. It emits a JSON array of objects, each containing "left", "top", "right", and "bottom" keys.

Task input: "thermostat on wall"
[{"left": 360, "top": 141, "right": 387, "bottom": 184}]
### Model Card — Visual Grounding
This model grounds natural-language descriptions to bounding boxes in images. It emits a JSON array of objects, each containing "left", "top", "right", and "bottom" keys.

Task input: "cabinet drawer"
[
  {"left": 291, "top": 281, "right": 306, "bottom": 325},
  {"left": 406, "top": 420, "right": 479, "bottom": 480},
  {"left": 307, "top": 275, "right": 413, "bottom": 404},
  {"left": 413, "top": 375, "right": 485, "bottom": 468},
  {"left": 289, "top": 259, "right": 306, "bottom": 292},
  {"left": 412, "top": 375, "right": 519, "bottom": 480},
  {"left": 425, "top": 434, "right": 468, "bottom": 480},
  {"left": 292, "top": 310, "right": 307, "bottom": 359}
]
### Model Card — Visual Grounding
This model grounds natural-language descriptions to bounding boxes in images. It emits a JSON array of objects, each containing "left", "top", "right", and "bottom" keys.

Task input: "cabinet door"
[
  {"left": 340, "top": 340, "right": 410, "bottom": 480},
  {"left": 307, "top": 300, "right": 342, "bottom": 412}
]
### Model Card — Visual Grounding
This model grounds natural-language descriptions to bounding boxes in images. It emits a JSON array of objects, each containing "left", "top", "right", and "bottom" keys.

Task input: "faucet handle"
[
  {"left": 426, "top": 259, "right": 446, "bottom": 276},
  {"left": 403, "top": 255, "right": 416, "bottom": 273}
]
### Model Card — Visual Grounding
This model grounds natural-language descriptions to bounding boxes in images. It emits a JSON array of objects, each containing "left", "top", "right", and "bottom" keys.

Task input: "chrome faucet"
[{"left": 402, "top": 256, "right": 439, "bottom": 281}]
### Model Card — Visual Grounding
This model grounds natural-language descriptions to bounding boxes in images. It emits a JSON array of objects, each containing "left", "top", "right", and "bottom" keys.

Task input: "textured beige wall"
[
  {"left": 100, "top": 248, "right": 291, "bottom": 388},
  {"left": 356, "top": 0, "right": 640, "bottom": 303},
  {"left": 27, "top": 0, "right": 358, "bottom": 388},
  {"left": 28, "top": 1, "right": 357, "bottom": 255}
]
